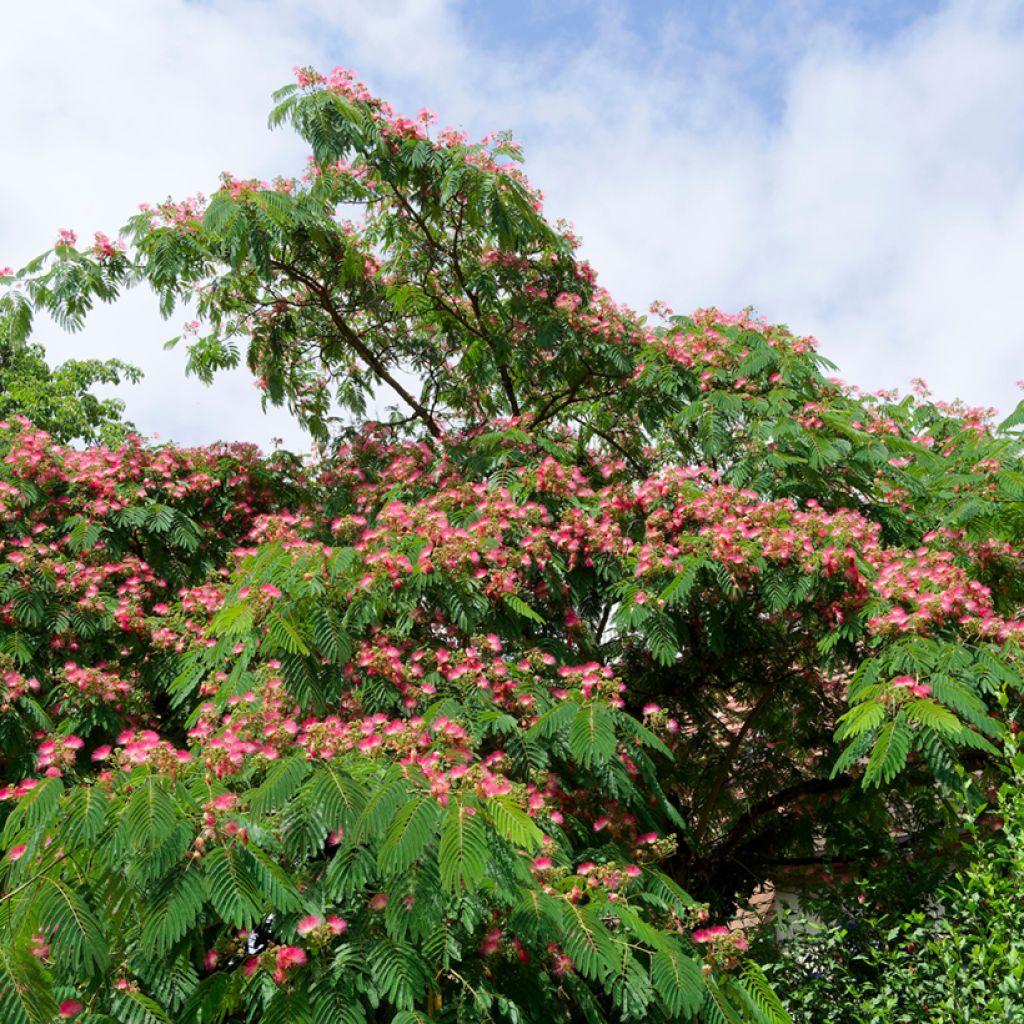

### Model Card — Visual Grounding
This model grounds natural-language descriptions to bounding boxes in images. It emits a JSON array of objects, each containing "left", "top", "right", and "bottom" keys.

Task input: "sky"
[{"left": 2, "top": 0, "right": 1023, "bottom": 451}]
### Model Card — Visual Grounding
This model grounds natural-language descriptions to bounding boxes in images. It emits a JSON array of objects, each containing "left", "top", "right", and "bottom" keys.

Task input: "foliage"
[
  {"left": 0, "top": 64, "right": 1022, "bottom": 1022},
  {"left": 0, "top": 329, "right": 141, "bottom": 446},
  {"left": 760, "top": 726, "right": 1024, "bottom": 1023}
]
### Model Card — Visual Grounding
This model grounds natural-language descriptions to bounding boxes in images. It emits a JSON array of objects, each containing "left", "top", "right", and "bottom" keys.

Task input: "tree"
[
  {"left": 0, "top": 65, "right": 1021, "bottom": 1023},
  {"left": 0, "top": 346, "right": 140, "bottom": 448},
  {"left": 1, "top": 268, "right": 140, "bottom": 446}
]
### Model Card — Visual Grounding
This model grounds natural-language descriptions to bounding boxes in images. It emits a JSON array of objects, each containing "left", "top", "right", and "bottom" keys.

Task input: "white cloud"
[{"left": 2, "top": 0, "right": 1022, "bottom": 451}]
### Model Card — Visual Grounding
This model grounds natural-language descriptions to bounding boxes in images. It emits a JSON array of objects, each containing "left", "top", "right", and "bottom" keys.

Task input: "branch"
[
  {"left": 271, "top": 260, "right": 442, "bottom": 438},
  {"left": 449, "top": 198, "right": 520, "bottom": 416},
  {"left": 694, "top": 678, "right": 782, "bottom": 848},
  {"left": 712, "top": 776, "right": 856, "bottom": 863}
]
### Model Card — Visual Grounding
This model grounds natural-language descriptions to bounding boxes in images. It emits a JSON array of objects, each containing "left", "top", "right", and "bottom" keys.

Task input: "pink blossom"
[
  {"left": 273, "top": 945, "right": 307, "bottom": 982},
  {"left": 7, "top": 844, "right": 27, "bottom": 862},
  {"left": 296, "top": 914, "right": 322, "bottom": 936},
  {"left": 58, "top": 1000, "right": 84, "bottom": 1018}
]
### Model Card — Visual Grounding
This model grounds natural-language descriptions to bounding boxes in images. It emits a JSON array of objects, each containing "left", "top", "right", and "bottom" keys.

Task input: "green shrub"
[{"left": 762, "top": 730, "right": 1024, "bottom": 1023}]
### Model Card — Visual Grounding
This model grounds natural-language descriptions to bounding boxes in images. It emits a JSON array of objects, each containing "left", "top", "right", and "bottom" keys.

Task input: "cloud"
[
  {"left": 2, "top": 0, "right": 1022, "bottom": 450},
  {"left": 476, "top": 0, "right": 1024, "bottom": 415}
]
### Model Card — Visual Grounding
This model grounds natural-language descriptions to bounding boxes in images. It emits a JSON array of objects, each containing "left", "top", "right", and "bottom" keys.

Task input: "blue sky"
[
  {"left": 2, "top": 0, "right": 1022, "bottom": 449},
  {"left": 459, "top": 0, "right": 945, "bottom": 100}
]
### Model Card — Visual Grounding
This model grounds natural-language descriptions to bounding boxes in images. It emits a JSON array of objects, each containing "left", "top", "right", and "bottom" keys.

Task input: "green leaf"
[
  {"left": 122, "top": 777, "right": 179, "bottom": 852},
  {"left": 139, "top": 867, "right": 206, "bottom": 954},
  {"left": 65, "top": 786, "right": 109, "bottom": 846},
  {"left": 904, "top": 698, "right": 964, "bottom": 737},
  {"left": 309, "top": 764, "right": 367, "bottom": 834},
  {"left": 366, "top": 938, "right": 429, "bottom": 1012},
  {"left": 560, "top": 903, "right": 617, "bottom": 982},
  {"left": 110, "top": 989, "right": 173, "bottom": 1024},
  {"left": 247, "top": 845, "right": 303, "bottom": 913},
  {"left": 438, "top": 801, "right": 488, "bottom": 894},
  {"left": 834, "top": 700, "right": 885, "bottom": 741},
  {"left": 569, "top": 703, "right": 617, "bottom": 767},
  {"left": 204, "top": 844, "right": 266, "bottom": 929},
  {"left": 0, "top": 945, "right": 57, "bottom": 1024},
  {"left": 863, "top": 718, "right": 912, "bottom": 788},
  {"left": 2, "top": 775, "right": 63, "bottom": 843},
  {"left": 485, "top": 795, "right": 543, "bottom": 851},
  {"left": 651, "top": 944, "right": 705, "bottom": 1018},
  {"left": 36, "top": 876, "right": 109, "bottom": 976},
  {"left": 247, "top": 754, "right": 310, "bottom": 816},
  {"left": 737, "top": 961, "right": 795, "bottom": 1023},
  {"left": 659, "top": 558, "right": 705, "bottom": 608},
  {"left": 502, "top": 592, "right": 544, "bottom": 624},
  {"left": 378, "top": 797, "right": 442, "bottom": 874}
]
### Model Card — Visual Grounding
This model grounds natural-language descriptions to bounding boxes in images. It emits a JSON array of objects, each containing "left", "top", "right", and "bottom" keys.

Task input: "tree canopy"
[
  {"left": 0, "top": 277, "right": 140, "bottom": 446},
  {"left": 0, "top": 65, "right": 1022, "bottom": 1024}
]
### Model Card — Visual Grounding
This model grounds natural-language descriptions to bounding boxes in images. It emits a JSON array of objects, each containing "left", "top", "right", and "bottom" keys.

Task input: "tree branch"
[
  {"left": 271, "top": 260, "right": 442, "bottom": 438},
  {"left": 694, "top": 678, "right": 782, "bottom": 848}
]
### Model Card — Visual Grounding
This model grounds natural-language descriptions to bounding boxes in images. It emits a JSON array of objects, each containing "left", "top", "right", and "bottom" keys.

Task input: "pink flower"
[
  {"left": 369, "top": 892, "right": 388, "bottom": 911},
  {"left": 327, "top": 915, "right": 347, "bottom": 934},
  {"left": 7, "top": 844, "right": 27, "bottom": 862},
  {"left": 58, "top": 1000, "right": 84, "bottom": 1018},
  {"left": 480, "top": 927, "right": 502, "bottom": 955},
  {"left": 243, "top": 956, "right": 260, "bottom": 977},
  {"left": 892, "top": 675, "right": 933, "bottom": 698},
  {"left": 260, "top": 583, "right": 283, "bottom": 598},
  {"left": 296, "top": 914, "right": 322, "bottom": 936},
  {"left": 273, "top": 944, "right": 307, "bottom": 982},
  {"left": 276, "top": 945, "right": 307, "bottom": 968},
  {"left": 531, "top": 856, "right": 554, "bottom": 871},
  {"left": 91, "top": 745, "right": 112, "bottom": 762},
  {"left": 204, "top": 950, "right": 219, "bottom": 971}
]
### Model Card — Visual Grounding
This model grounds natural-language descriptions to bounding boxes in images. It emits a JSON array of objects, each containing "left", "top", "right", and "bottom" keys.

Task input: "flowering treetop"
[{"left": 0, "top": 65, "right": 1022, "bottom": 1024}]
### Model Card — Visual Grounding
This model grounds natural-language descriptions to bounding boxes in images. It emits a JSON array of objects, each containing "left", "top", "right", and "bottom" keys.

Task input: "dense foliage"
[
  {"left": 1, "top": 65, "right": 1022, "bottom": 1022},
  {"left": 761, "top": 722, "right": 1024, "bottom": 1023},
  {"left": 0, "top": 276, "right": 140, "bottom": 445}
]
